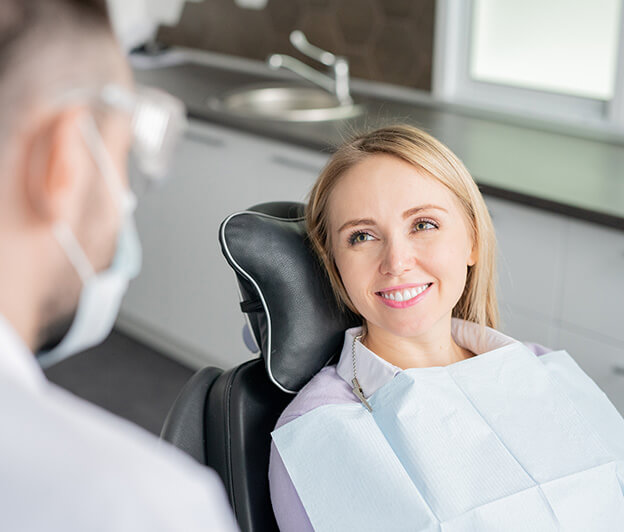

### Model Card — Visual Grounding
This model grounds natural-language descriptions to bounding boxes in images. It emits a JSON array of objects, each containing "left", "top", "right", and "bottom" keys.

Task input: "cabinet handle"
[
  {"left": 271, "top": 154, "right": 322, "bottom": 175},
  {"left": 612, "top": 366, "right": 624, "bottom": 376}
]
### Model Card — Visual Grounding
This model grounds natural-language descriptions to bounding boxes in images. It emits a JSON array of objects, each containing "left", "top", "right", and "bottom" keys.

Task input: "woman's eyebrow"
[
  {"left": 402, "top": 204, "right": 448, "bottom": 219},
  {"left": 337, "top": 205, "right": 448, "bottom": 233},
  {"left": 337, "top": 218, "right": 376, "bottom": 233}
]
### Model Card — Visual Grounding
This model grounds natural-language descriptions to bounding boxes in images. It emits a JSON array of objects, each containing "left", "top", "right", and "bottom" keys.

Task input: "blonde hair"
[{"left": 306, "top": 124, "right": 499, "bottom": 329}]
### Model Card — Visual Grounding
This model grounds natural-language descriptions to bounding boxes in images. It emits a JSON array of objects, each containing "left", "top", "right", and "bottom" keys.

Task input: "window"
[{"left": 433, "top": 0, "right": 624, "bottom": 129}]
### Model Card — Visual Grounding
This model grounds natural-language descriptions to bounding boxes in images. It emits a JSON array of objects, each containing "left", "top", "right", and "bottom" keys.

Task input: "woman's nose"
[{"left": 379, "top": 238, "right": 414, "bottom": 276}]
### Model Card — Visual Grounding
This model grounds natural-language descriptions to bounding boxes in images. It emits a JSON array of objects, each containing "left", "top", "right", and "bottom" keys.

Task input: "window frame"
[{"left": 432, "top": 0, "right": 624, "bottom": 130}]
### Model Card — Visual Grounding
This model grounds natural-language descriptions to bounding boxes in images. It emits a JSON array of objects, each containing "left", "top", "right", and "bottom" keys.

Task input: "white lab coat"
[{"left": 0, "top": 315, "right": 239, "bottom": 531}]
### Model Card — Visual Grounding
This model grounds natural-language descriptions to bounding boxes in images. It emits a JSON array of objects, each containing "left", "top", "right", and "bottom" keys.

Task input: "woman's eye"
[
  {"left": 414, "top": 220, "right": 437, "bottom": 232},
  {"left": 349, "top": 231, "right": 374, "bottom": 245}
]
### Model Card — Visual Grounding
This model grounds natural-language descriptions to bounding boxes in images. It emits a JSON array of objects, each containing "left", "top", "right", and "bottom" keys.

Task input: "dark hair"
[{"left": 0, "top": 0, "right": 118, "bottom": 161}]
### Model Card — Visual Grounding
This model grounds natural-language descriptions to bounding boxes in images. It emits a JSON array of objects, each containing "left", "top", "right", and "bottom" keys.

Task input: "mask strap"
[
  {"left": 53, "top": 223, "right": 95, "bottom": 283},
  {"left": 79, "top": 114, "right": 125, "bottom": 211}
]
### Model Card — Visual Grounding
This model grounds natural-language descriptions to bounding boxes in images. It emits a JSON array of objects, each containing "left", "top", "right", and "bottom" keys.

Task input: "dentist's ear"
[{"left": 24, "top": 107, "right": 89, "bottom": 225}]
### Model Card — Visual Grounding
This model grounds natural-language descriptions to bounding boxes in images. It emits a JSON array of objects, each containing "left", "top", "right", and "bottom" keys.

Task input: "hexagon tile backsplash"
[{"left": 156, "top": 0, "right": 435, "bottom": 90}]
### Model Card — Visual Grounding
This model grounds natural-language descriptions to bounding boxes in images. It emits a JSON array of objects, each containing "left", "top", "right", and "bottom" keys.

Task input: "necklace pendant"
[{"left": 351, "top": 377, "right": 373, "bottom": 412}]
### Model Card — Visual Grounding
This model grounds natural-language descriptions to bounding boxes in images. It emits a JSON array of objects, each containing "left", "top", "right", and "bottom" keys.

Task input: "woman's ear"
[
  {"left": 467, "top": 241, "right": 478, "bottom": 267},
  {"left": 24, "top": 107, "right": 86, "bottom": 224}
]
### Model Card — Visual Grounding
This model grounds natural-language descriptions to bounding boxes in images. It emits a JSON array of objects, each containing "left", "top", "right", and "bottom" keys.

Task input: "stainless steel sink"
[{"left": 207, "top": 85, "right": 364, "bottom": 122}]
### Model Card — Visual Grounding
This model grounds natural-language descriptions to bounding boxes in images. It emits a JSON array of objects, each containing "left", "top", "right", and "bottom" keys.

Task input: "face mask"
[{"left": 37, "top": 117, "right": 142, "bottom": 369}]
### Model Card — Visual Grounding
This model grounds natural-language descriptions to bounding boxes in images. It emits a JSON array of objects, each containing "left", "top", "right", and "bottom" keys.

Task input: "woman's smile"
[{"left": 375, "top": 282, "right": 433, "bottom": 308}]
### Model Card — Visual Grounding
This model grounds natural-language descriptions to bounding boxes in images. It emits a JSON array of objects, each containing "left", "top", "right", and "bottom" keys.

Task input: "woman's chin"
[{"left": 368, "top": 317, "right": 434, "bottom": 340}]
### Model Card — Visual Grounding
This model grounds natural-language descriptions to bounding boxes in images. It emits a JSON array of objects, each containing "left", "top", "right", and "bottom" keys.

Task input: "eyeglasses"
[
  {"left": 98, "top": 84, "right": 187, "bottom": 183},
  {"left": 56, "top": 83, "right": 187, "bottom": 194}
]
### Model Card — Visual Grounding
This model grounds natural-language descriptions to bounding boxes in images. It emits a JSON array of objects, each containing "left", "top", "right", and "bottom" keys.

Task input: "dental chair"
[{"left": 160, "top": 202, "right": 358, "bottom": 532}]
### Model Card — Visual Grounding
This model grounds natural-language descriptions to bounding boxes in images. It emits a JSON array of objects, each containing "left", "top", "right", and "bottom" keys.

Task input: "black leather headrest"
[{"left": 219, "top": 202, "right": 359, "bottom": 394}]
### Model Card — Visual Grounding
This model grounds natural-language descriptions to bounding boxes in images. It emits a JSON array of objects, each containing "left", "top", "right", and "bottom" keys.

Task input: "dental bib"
[{"left": 272, "top": 343, "right": 624, "bottom": 531}]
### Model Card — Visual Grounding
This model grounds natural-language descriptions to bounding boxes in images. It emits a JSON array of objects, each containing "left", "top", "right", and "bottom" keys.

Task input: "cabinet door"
[
  {"left": 498, "top": 301, "right": 557, "bottom": 348},
  {"left": 119, "top": 121, "right": 330, "bottom": 368},
  {"left": 257, "top": 148, "right": 328, "bottom": 204},
  {"left": 120, "top": 122, "right": 267, "bottom": 369},
  {"left": 558, "top": 327, "right": 624, "bottom": 416},
  {"left": 485, "top": 197, "right": 567, "bottom": 344},
  {"left": 560, "top": 219, "right": 624, "bottom": 344}
]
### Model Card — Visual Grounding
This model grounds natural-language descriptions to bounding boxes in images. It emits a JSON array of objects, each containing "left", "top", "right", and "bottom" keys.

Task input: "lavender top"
[{"left": 268, "top": 319, "right": 552, "bottom": 531}]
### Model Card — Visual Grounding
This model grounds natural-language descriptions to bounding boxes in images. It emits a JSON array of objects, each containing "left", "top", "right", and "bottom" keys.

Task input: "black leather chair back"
[
  {"left": 162, "top": 202, "right": 358, "bottom": 531},
  {"left": 204, "top": 359, "right": 292, "bottom": 532},
  {"left": 219, "top": 202, "right": 359, "bottom": 393},
  {"left": 162, "top": 361, "right": 291, "bottom": 532}
]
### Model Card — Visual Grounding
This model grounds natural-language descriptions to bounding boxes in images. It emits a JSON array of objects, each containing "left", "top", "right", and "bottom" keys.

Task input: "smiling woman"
[
  {"left": 324, "top": 152, "right": 481, "bottom": 369},
  {"left": 307, "top": 125, "right": 498, "bottom": 372},
  {"left": 268, "top": 125, "right": 624, "bottom": 532},
  {"left": 308, "top": 126, "right": 497, "bottom": 330}
]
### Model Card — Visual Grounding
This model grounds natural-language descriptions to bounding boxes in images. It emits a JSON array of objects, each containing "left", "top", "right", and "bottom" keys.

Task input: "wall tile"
[
  {"left": 234, "top": 9, "right": 275, "bottom": 60},
  {"left": 345, "top": 52, "right": 375, "bottom": 80},
  {"left": 380, "top": 0, "right": 415, "bottom": 18},
  {"left": 372, "top": 20, "right": 419, "bottom": 86},
  {"left": 299, "top": 8, "right": 340, "bottom": 55},
  {"left": 157, "top": 0, "right": 435, "bottom": 90},
  {"left": 267, "top": 0, "right": 302, "bottom": 36},
  {"left": 336, "top": 0, "right": 377, "bottom": 46}
]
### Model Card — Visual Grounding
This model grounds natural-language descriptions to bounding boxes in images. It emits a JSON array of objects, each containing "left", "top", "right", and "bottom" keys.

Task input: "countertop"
[{"left": 133, "top": 50, "right": 624, "bottom": 231}]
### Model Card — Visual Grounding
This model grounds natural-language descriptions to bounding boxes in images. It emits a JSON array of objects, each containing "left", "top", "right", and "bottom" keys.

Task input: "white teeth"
[
  {"left": 380, "top": 284, "right": 431, "bottom": 302},
  {"left": 417, "top": 285, "right": 427, "bottom": 295}
]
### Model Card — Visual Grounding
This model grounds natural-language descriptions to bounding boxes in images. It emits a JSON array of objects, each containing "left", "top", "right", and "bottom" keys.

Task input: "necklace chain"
[
  {"left": 351, "top": 333, "right": 372, "bottom": 412},
  {"left": 351, "top": 333, "right": 362, "bottom": 383}
]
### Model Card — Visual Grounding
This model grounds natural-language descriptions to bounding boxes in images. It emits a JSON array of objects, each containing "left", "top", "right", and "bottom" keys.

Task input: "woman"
[{"left": 268, "top": 125, "right": 624, "bottom": 531}]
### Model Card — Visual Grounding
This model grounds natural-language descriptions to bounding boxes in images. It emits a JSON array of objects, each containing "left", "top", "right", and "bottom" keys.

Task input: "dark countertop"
[{"left": 134, "top": 53, "right": 624, "bottom": 231}]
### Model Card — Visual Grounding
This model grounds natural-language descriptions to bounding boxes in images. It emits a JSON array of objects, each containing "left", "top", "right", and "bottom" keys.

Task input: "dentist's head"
[{"left": 0, "top": 0, "right": 184, "bottom": 365}]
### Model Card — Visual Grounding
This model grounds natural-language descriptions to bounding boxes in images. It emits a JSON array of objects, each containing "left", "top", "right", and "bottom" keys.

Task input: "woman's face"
[{"left": 328, "top": 154, "right": 476, "bottom": 340}]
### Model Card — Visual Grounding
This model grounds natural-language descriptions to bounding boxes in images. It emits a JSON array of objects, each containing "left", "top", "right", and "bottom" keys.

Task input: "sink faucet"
[{"left": 267, "top": 30, "right": 353, "bottom": 105}]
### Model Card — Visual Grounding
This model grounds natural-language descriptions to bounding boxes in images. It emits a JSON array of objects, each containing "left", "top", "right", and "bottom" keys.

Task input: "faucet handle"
[{"left": 289, "top": 30, "right": 337, "bottom": 66}]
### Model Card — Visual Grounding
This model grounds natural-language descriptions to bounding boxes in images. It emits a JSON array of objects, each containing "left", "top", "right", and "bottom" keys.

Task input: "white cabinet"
[
  {"left": 497, "top": 301, "right": 557, "bottom": 349},
  {"left": 253, "top": 148, "right": 329, "bottom": 205},
  {"left": 485, "top": 196, "right": 624, "bottom": 402},
  {"left": 118, "top": 120, "right": 328, "bottom": 369},
  {"left": 560, "top": 219, "right": 624, "bottom": 345},
  {"left": 485, "top": 197, "right": 566, "bottom": 347},
  {"left": 558, "top": 327, "right": 624, "bottom": 415},
  {"left": 554, "top": 219, "right": 624, "bottom": 407},
  {"left": 485, "top": 197, "right": 567, "bottom": 318}
]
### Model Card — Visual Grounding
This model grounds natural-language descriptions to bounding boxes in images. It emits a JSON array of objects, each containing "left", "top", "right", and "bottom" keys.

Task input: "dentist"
[{"left": 0, "top": 1, "right": 237, "bottom": 530}]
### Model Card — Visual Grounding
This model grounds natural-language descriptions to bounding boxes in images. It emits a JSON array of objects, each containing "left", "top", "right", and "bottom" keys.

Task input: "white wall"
[{"left": 106, "top": 0, "right": 201, "bottom": 51}]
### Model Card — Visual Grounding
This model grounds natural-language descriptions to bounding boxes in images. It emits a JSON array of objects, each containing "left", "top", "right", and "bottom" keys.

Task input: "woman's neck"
[{"left": 362, "top": 318, "right": 473, "bottom": 370}]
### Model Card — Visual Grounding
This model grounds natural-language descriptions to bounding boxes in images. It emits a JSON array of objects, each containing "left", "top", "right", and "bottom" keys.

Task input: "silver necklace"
[{"left": 351, "top": 333, "right": 373, "bottom": 412}]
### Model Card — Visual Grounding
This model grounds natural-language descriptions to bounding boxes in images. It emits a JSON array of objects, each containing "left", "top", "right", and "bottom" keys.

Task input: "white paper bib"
[{"left": 272, "top": 343, "right": 624, "bottom": 531}]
